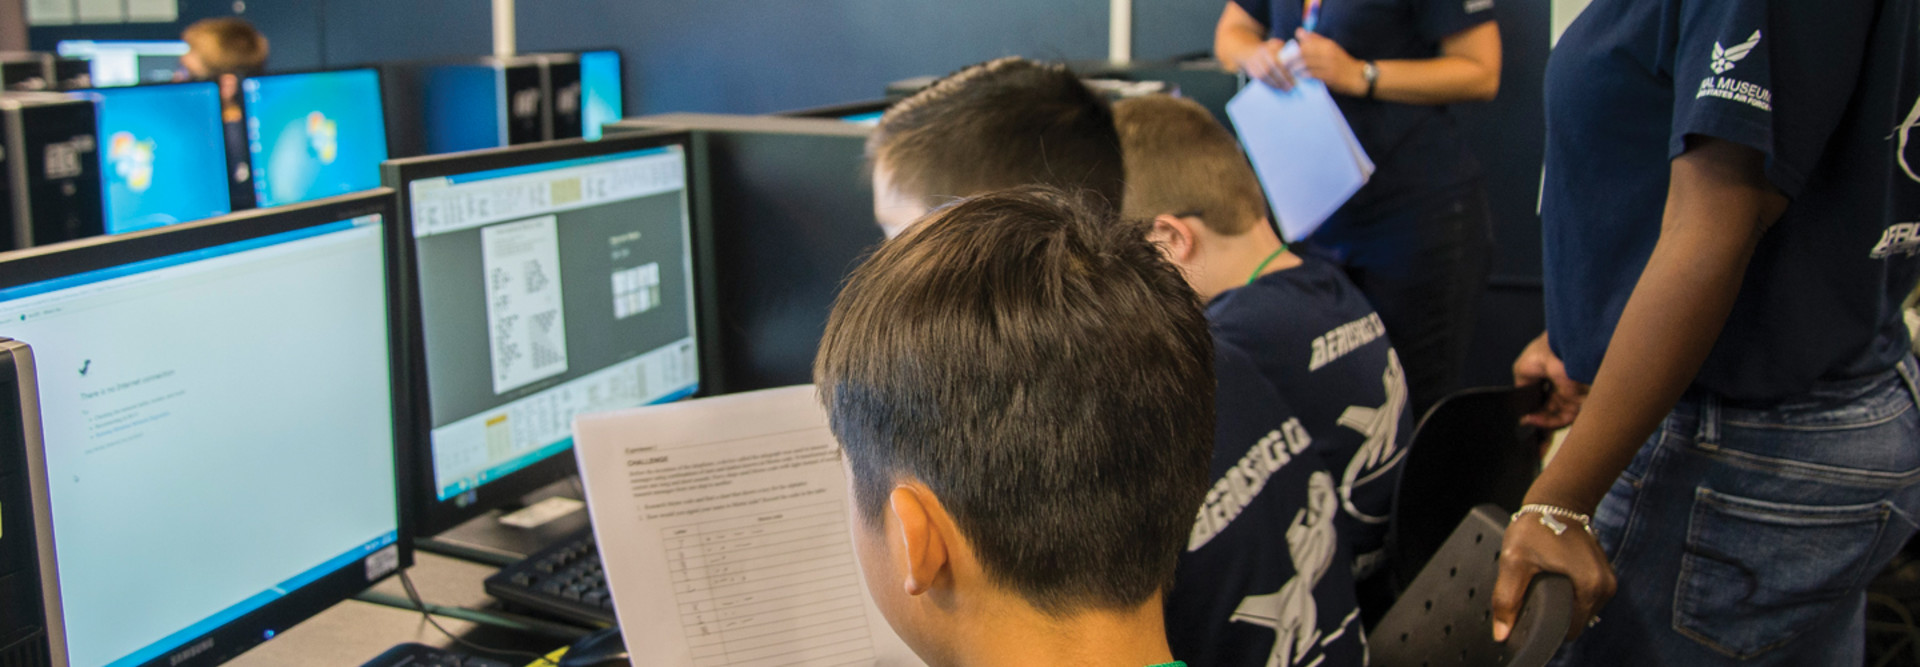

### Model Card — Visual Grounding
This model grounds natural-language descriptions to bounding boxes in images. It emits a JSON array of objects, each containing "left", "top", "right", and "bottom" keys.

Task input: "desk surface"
[{"left": 228, "top": 551, "right": 569, "bottom": 666}]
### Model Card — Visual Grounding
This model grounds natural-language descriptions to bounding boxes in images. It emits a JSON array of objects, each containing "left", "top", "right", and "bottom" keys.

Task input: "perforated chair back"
[
  {"left": 1368, "top": 505, "right": 1572, "bottom": 667},
  {"left": 1391, "top": 384, "right": 1548, "bottom": 586}
]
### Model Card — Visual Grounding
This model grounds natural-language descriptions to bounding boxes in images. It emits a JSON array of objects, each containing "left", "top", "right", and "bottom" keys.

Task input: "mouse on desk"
[{"left": 557, "top": 627, "right": 628, "bottom": 667}]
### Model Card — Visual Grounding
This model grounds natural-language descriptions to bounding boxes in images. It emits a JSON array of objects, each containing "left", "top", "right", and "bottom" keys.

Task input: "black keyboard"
[
  {"left": 483, "top": 529, "right": 615, "bottom": 626},
  {"left": 362, "top": 643, "right": 513, "bottom": 667}
]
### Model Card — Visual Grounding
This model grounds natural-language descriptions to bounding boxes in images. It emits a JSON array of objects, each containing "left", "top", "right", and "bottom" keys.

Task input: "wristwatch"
[{"left": 1362, "top": 61, "right": 1380, "bottom": 99}]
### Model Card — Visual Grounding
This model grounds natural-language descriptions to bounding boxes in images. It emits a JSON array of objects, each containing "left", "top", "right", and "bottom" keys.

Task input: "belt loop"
[
  {"left": 1896, "top": 354, "right": 1920, "bottom": 407},
  {"left": 1696, "top": 391, "right": 1720, "bottom": 445}
]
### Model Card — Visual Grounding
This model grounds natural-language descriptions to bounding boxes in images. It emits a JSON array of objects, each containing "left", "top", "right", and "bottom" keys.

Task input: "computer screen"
[
  {"left": 242, "top": 68, "right": 389, "bottom": 207},
  {"left": 0, "top": 193, "right": 405, "bottom": 667},
  {"left": 579, "top": 51, "right": 622, "bottom": 141},
  {"left": 54, "top": 40, "right": 188, "bottom": 88},
  {"left": 81, "top": 83, "right": 232, "bottom": 234},
  {"left": 389, "top": 136, "right": 701, "bottom": 533}
]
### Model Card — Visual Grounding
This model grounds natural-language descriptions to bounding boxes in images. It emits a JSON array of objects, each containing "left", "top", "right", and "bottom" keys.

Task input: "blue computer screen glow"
[
  {"left": 580, "top": 51, "right": 622, "bottom": 141},
  {"left": 85, "top": 83, "right": 232, "bottom": 234},
  {"left": 243, "top": 69, "right": 389, "bottom": 207},
  {"left": 0, "top": 216, "right": 401, "bottom": 667}
]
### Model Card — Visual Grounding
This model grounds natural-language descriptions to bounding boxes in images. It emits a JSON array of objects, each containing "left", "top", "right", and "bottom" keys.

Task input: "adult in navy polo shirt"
[
  {"left": 1213, "top": 0, "right": 1501, "bottom": 417},
  {"left": 1489, "top": 0, "right": 1920, "bottom": 663}
]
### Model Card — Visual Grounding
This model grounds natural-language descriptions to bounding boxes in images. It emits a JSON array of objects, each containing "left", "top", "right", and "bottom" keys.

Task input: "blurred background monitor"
[
  {"left": 579, "top": 50, "right": 622, "bottom": 141},
  {"left": 79, "top": 82, "right": 231, "bottom": 234},
  {"left": 53, "top": 41, "right": 188, "bottom": 88},
  {"left": 242, "top": 68, "right": 389, "bottom": 207},
  {"left": 0, "top": 191, "right": 410, "bottom": 667}
]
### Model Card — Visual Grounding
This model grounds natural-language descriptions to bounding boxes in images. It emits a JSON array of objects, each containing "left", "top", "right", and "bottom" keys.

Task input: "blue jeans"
[{"left": 1555, "top": 355, "right": 1920, "bottom": 665}]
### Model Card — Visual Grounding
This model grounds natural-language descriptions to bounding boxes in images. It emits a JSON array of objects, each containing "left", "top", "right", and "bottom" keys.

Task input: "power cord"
[{"left": 397, "top": 569, "right": 560, "bottom": 666}]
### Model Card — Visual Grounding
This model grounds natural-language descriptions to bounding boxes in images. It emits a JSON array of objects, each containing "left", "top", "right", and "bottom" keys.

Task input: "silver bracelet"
[{"left": 1512, "top": 503, "right": 1595, "bottom": 537}]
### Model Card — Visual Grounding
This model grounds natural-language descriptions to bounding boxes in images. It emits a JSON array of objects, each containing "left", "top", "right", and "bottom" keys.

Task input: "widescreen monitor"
[
  {"left": 0, "top": 192, "right": 410, "bottom": 667},
  {"left": 385, "top": 133, "right": 707, "bottom": 536},
  {"left": 579, "top": 50, "right": 622, "bottom": 141},
  {"left": 53, "top": 41, "right": 188, "bottom": 88},
  {"left": 80, "top": 82, "right": 231, "bottom": 234},
  {"left": 242, "top": 68, "right": 389, "bottom": 207}
]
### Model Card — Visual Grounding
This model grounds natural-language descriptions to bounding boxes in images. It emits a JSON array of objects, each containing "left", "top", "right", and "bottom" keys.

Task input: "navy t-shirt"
[
  {"left": 1231, "top": 0, "right": 1495, "bottom": 216},
  {"left": 1543, "top": 0, "right": 1920, "bottom": 401},
  {"left": 1208, "top": 257, "right": 1412, "bottom": 575},
  {"left": 1168, "top": 340, "right": 1365, "bottom": 667}
]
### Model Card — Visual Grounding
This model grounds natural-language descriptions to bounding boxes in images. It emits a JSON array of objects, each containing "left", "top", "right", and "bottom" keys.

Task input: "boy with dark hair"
[
  {"left": 1115, "top": 95, "right": 1410, "bottom": 624},
  {"left": 866, "top": 57, "right": 1125, "bottom": 238},
  {"left": 816, "top": 187, "right": 1211, "bottom": 667}
]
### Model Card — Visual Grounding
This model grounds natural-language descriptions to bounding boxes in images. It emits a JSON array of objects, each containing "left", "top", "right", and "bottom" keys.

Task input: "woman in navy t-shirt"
[
  {"left": 1491, "top": 0, "right": 1920, "bottom": 663},
  {"left": 1213, "top": 0, "right": 1501, "bottom": 417}
]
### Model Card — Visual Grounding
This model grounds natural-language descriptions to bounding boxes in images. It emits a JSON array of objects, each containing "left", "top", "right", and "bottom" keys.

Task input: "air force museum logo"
[
  {"left": 1711, "top": 30, "right": 1761, "bottom": 74},
  {"left": 1697, "top": 30, "right": 1771, "bottom": 113}
]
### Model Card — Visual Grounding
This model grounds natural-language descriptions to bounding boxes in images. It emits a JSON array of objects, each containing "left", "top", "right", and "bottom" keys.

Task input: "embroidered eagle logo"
[{"left": 1711, "top": 31, "right": 1761, "bottom": 74}]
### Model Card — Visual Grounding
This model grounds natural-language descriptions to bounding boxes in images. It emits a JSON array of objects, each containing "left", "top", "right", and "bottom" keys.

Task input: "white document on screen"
[
  {"left": 573, "top": 385, "right": 925, "bottom": 667},
  {"left": 482, "top": 215, "right": 570, "bottom": 394}
]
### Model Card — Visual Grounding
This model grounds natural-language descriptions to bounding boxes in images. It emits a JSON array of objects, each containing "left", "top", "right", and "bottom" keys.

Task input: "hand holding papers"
[
  {"left": 1227, "top": 42, "right": 1375, "bottom": 243},
  {"left": 573, "top": 386, "right": 924, "bottom": 667}
]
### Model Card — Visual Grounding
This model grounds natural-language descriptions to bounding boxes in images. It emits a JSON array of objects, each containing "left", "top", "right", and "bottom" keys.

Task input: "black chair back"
[{"left": 1369, "top": 505, "right": 1572, "bottom": 667}]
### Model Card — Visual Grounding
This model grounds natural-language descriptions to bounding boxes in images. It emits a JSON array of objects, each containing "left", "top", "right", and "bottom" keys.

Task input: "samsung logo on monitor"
[{"left": 168, "top": 637, "right": 214, "bottom": 665}]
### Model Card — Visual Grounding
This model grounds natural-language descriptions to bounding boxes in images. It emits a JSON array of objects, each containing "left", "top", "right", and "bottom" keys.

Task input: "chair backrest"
[
  {"left": 1368, "top": 505, "right": 1572, "bottom": 667},
  {"left": 1390, "top": 384, "right": 1547, "bottom": 586}
]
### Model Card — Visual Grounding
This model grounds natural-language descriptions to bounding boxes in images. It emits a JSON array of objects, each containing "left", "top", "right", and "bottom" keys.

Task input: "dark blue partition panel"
[
  {"left": 320, "top": 0, "right": 491, "bottom": 65},
  {"left": 515, "top": 0, "right": 1108, "bottom": 115}
]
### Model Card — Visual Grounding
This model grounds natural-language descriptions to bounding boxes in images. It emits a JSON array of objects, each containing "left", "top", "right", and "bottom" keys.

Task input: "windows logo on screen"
[
  {"left": 306, "top": 111, "right": 338, "bottom": 165},
  {"left": 107, "top": 131, "right": 155, "bottom": 192}
]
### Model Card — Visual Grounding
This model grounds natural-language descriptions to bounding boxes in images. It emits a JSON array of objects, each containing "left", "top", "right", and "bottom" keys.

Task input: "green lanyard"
[
  {"left": 1248, "top": 245, "right": 1289, "bottom": 285},
  {"left": 1144, "top": 663, "right": 1188, "bottom": 667}
]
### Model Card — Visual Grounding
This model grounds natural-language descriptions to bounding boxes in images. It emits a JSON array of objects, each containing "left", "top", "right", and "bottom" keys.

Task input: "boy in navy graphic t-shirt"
[{"left": 1116, "top": 95, "right": 1411, "bottom": 645}]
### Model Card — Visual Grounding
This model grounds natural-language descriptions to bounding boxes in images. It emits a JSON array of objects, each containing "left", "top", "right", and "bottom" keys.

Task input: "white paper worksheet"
[{"left": 573, "top": 385, "right": 925, "bottom": 667}]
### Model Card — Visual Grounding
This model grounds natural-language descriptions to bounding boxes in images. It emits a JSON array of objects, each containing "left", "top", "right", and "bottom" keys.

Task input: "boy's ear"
[
  {"left": 1149, "top": 214, "right": 1198, "bottom": 263},
  {"left": 888, "top": 484, "right": 951, "bottom": 597}
]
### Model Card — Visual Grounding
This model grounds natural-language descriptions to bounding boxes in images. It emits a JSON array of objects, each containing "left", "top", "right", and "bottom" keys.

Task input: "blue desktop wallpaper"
[
  {"left": 244, "top": 69, "right": 389, "bottom": 207},
  {"left": 581, "top": 51, "right": 623, "bottom": 141},
  {"left": 89, "top": 83, "right": 231, "bottom": 234}
]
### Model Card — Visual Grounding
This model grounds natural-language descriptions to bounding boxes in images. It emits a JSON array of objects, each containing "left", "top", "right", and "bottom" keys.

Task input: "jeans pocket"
[{"left": 1673, "top": 488, "right": 1895, "bottom": 659}]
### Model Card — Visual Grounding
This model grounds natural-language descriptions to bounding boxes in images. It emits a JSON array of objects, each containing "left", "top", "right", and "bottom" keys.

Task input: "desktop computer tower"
[
  {"left": 50, "top": 59, "right": 91, "bottom": 91},
  {"left": 424, "top": 54, "right": 582, "bottom": 154},
  {"left": 0, "top": 340, "right": 54, "bottom": 667},
  {"left": 0, "top": 94, "right": 103, "bottom": 251},
  {"left": 0, "top": 54, "right": 51, "bottom": 92}
]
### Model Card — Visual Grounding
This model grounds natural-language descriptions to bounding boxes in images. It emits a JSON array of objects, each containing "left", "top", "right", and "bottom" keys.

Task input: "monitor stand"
[{"left": 416, "top": 476, "right": 592, "bottom": 567}]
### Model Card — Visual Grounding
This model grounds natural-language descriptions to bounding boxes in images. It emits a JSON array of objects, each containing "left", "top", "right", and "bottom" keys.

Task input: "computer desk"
[{"left": 227, "top": 551, "right": 568, "bottom": 665}]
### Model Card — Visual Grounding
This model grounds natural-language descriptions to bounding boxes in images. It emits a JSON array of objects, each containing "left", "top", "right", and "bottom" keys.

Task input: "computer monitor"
[
  {"left": 0, "top": 191, "right": 411, "bottom": 667},
  {"left": 79, "top": 82, "right": 232, "bottom": 234},
  {"left": 579, "top": 51, "right": 622, "bottom": 141},
  {"left": 242, "top": 68, "right": 389, "bottom": 207},
  {"left": 53, "top": 41, "right": 188, "bottom": 88},
  {"left": 384, "top": 132, "right": 710, "bottom": 538}
]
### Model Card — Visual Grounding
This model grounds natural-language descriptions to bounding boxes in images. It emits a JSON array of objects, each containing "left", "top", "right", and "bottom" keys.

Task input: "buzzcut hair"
[
  {"left": 1113, "top": 95, "right": 1267, "bottom": 236},
  {"left": 815, "top": 186, "right": 1215, "bottom": 615},
  {"left": 868, "top": 57, "right": 1125, "bottom": 210},
  {"left": 183, "top": 17, "right": 269, "bottom": 78}
]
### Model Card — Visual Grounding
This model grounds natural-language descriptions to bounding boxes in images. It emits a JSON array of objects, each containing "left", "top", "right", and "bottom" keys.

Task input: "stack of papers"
[
  {"left": 1226, "top": 44, "right": 1375, "bottom": 243},
  {"left": 573, "top": 386, "right": 925, "bottom": 667}
]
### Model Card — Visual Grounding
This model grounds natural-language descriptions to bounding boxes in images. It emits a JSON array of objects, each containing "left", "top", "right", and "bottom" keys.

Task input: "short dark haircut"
[
  {"left": 1113, "top": 95, "right": 1266, "bottom": 235},
  {"left": 869, "top": 57, "right": 1125, "bottom": 209},
  {"left": 816, "top": 186, "right": 1214, "bottom": 615},
  {"left": 183, "top": 17, "right": 269, "bottom": 78}
]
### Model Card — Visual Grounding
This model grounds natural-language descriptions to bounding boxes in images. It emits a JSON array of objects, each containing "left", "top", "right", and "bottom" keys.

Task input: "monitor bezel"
[
  {"left": 237, "top": 67, "right": 394, "bottom": 207},
  {"left": 382, "top": 131, "right": 720, "bottom": 539},
  {"left": 0, "top": 190, "right": 418, "bottom": 667}
]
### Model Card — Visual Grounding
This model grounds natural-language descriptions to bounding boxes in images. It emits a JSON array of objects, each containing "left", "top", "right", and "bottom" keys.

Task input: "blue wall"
[{"left": 31, "top": 1, "right": 1218, "bottom": 114}]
